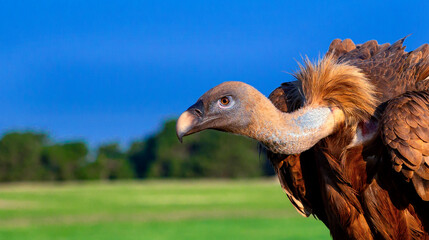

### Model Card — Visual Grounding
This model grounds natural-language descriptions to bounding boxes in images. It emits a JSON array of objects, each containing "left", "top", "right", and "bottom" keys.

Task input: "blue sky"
[{"left": 0, "top": 0, "right": 428, "bottom": 147}]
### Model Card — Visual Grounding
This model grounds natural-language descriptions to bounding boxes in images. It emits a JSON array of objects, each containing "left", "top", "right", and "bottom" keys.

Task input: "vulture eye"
[{"left": 218, "top": 96, "right": 233, "bottom": 108}]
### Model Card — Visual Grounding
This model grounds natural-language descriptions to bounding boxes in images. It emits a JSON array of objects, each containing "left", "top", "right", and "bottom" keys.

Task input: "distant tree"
[
  {"left": 0, "top": 120, "right": 273, "bottom": 182},
  {"left": 128, "top": 138, "right": 156, "bottom": 178},
  {"left": 41, "top": 142, "right": 88, "bottom": 181},
  {"left": 82, "top": 143, "right": 134, "bottom": 180},
  {"left": 0, "top": 132, "right": 48, "bottom": 181}
]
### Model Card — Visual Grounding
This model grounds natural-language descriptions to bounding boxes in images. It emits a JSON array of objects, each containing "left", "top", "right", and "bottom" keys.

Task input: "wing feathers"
[
  {"left": 382, "top": 91, "right": 429, "bottom": 200},
  {"left": 415, "top": 125, "right": 429, "bottom": 142},
  {"left": 327, "top": 38, "right": 357, "bottom": 59},
  {"left": 412, "top": 175, "right": 429, "bottom": 200},
  {"left": 405, "top": 114, "right": 419, "bottom": 128}
]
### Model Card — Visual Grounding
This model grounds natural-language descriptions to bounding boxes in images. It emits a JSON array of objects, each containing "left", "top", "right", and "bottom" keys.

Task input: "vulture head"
[
  {"left": 176, "top": 82, "right": 256, "bottom": 139},
  {"left": 176, "top": 81, "right": 346, "bottom": 155}
]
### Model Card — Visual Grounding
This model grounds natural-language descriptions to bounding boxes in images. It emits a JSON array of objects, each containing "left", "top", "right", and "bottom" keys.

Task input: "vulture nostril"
[{"left": 193, "top": 108, "right": 203, "bottom": 117}]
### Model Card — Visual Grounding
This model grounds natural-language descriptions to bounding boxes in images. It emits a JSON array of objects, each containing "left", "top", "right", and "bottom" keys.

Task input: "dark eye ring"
[{"left": 220, "top": 97, "right": 230, "bottom": 106}]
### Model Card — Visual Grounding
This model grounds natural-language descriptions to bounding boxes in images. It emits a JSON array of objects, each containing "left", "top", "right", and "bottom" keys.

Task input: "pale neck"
[{"left": 247, "top": 103, "right": 340, "bottom": 155}]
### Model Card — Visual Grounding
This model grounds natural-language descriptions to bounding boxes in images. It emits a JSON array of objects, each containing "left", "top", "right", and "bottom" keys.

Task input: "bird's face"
[{"left": 176, "top": 81, "right": 254, "bottom": 142}]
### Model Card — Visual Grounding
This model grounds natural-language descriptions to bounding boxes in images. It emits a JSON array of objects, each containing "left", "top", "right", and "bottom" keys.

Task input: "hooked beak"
[{"left": 176, "top": 100, "right": 204, "bottom": 142}]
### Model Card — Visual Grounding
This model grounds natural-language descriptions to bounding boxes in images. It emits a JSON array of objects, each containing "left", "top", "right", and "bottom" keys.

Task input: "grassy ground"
[{"left": 0, "top": 179, "right": 330, "bottom": 240}]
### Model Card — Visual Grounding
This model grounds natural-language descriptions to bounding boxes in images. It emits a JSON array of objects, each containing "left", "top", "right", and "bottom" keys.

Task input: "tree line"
[{"left": 0, "top": 120, "right": 274, "bottom": 182}]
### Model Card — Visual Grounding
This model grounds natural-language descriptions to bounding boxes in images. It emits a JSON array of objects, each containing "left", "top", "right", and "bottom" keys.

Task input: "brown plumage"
[
  {"left": 176, "top": 37, "right": 429, "bottom": 239},
  {"left": 294, "top": 54, "right": 378, "bottom": 126}
]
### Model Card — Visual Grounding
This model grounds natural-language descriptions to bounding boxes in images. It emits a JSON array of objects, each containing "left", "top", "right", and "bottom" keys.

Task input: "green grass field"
[{"left": 0, "top": 179, "right": 330, "bottom": 240}]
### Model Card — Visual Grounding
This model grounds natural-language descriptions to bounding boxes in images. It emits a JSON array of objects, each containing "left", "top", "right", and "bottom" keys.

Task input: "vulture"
[{"left": 176, "top": 37, "right": 429, "bottom": 240}]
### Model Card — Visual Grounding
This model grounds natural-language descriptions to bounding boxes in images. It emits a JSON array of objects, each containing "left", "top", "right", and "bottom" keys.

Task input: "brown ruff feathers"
[{"left": 293, "top": 54, "right": 378, "bottom": 126}]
